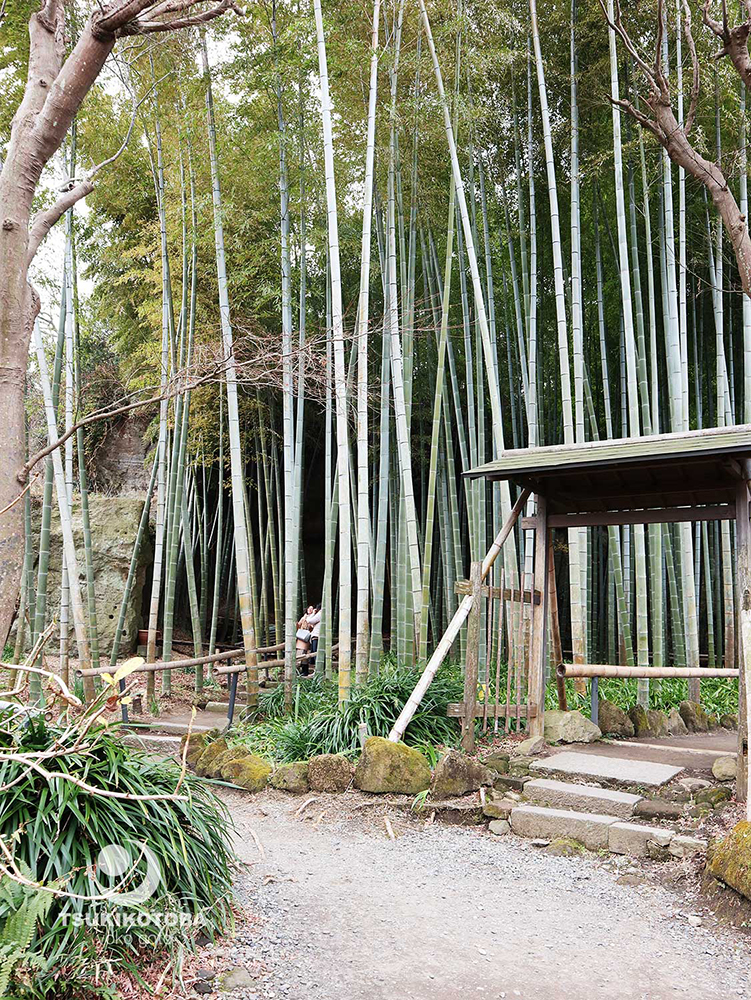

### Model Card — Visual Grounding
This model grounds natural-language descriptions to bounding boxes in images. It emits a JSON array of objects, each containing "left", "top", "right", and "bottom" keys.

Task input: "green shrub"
[
  {"left": 234, "top": 662, "right": 463, "bottom": 761},
  {"left": 0, "top": 715, "right": 235, "bottom": 997}
]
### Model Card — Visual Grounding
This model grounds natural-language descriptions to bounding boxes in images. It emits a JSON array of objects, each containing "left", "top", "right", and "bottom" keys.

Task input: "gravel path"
[{"left": 212, "top": 789, "right": 749, "bottom": 1000}]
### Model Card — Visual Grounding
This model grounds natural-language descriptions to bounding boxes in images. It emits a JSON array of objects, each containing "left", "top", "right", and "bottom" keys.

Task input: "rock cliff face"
[
  {"left": 91, "top": 414, "right": 152, "bottom": 492},
  {"left": 36, "top": 496, "right": 152, "bottom": 655}
]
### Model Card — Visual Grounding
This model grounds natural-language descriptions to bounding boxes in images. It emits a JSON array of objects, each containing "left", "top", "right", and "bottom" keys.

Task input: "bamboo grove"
[{"left": 4, "top": 0, "right": 751, "bottom": 713}]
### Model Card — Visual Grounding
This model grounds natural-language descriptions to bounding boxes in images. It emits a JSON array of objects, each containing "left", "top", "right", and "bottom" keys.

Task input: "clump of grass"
[
  {"left": 0, "top": 715, "right": 235, "bottom": 998},
  {"left": 232, "top": 662, "right": 463, "bottom": 761}
]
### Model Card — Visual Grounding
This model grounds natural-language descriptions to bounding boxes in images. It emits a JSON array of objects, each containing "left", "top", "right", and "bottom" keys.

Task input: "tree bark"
[{"left": 0, "top": 0, "right": 236, "bottom": 645}]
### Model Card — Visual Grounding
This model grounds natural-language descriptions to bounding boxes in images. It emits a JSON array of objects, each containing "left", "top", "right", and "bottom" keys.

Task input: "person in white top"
[
  {"left": 296, "top": 603, "right": 322, "bottom": 675},
  {"left": 306, "top": 604, "right": 322, "bottom": 673}
]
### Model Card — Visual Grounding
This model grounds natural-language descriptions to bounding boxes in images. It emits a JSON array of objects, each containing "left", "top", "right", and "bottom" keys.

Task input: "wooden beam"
[
  {"left": 521, "top": 503, "right": 735, "bottom": 530},
  {"left": 454, "top": 580, "right": 541, "bottom": 604},
  {"left": 557, "top": 663, "right": 738, "bottom": 679},
  {"left": 448, "top": 702, "right": 538, "bottom": 719}
]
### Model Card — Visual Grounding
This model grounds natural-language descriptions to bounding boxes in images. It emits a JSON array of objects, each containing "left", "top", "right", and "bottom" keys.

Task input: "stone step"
[
  {"left": 509, "top": 804, "right": 618, "bottom": 850},
  {"left": 531, "top": 751, "right": 682, "bottom": 789},
  {"left": 523, "top": 778, "right": 642, "bottom": 818},
  {"left": 507, "top": 803, "right": 707, "bottom": 859}
]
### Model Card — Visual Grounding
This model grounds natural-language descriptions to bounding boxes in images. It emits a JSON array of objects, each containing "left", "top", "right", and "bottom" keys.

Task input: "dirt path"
[{"left": 213, "top": 790, "right": 749, "bottom": 1000}]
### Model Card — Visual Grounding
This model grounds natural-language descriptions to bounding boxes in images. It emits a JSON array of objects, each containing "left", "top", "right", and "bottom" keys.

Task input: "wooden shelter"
[{"left": 463, "top": 425, "right": 751, "bottom": 804}]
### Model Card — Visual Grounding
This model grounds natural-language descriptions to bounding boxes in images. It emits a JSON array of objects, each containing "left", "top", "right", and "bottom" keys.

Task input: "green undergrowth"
[
  {"left": 547, "top": 675, "right": 739, "bottom": 718},
  {"left": 230, "top": 659, "right": 738, "bottom": 763},
  {"left": 230, "top": 662, "right": 464, "bottom": 763},
  {"left": 0, "top": 715, "right": 235, "bottom": 998}
]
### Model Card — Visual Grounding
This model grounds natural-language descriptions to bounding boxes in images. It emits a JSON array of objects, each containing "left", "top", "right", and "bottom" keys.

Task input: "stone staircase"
[{"left": 490, "top": 751, "right": 709, "bottom": 859}]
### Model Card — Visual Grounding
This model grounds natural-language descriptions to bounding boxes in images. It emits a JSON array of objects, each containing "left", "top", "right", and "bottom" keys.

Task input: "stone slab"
[
  {"left": 669, "top": 834, "right": 708, "bottom": 858},
  {"left": 531, "top": 751, "right": 682, "bottom": 788},
  {"left": 608, "top": 822, "right": 673, "bottom": 856},
  {"left": 523, "top": 778, "right": 642, "bottom": 818},
  {"left": 509, "top": 805, "right": 618, "bottom": 850}
]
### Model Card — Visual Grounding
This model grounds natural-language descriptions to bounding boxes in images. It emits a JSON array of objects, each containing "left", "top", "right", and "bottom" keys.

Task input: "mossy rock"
[
  {"left": 222, "top": 755, "right": 272, "bottom": 792},
  {"left": 628, "top": 705, "right": 651, "bottom": 738},
  {"left": 709, "top": 821, "right": 751, "bottom": 901},
  {"left": 209, "top": 745, "right": 251, "bottom": 778},
  {"left": 646, "top": 709, "right": 669, "bottom": 738},
  {"left": 308, "top": 754, "right": 353, "bottom": 793},
  {"left": 218, "top": 747, "right": 253, "bottom": 780},
  {"left": 598, "top": 700, "right": 634, "bottom": 738},
  {"left": 182, "top": 733, "right": 207, "bottom": 768},
  {"left": 482, "top": 752, "right": 510, "bottom": 775},
  {"left": 679, "top": 700, "right": 709, "bottom": 733},
  {"left": 720, "top": 713, "right": 738, "bottom": 730},
  {"left": 195, "top": 737, "right": 228, "bottom": 776},
  {"left": 432, "top": 749, "right": 493, "bottom": 799},
  {"left": 546, "top": 837, "right": 586, "bottom": 858},
  {"left": 667, "top": 708, "right": 688, "bottom": 736},
  {"left": 695, "top": 785, "right": 732, "bottom": 808},
  {"left": 707, "top": 713, "right": 721, "bottom": 731},
  {"left": 269, "top": 761, "right": 310, "bottom": 794},
  {"left": 354, "top": 736, "right": 432, "bottom": 794}
]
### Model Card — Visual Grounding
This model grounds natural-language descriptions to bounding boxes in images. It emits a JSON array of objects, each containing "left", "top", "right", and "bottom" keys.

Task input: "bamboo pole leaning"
[{"left": 388, "top": 489, "right": 530, "bottom": 743}]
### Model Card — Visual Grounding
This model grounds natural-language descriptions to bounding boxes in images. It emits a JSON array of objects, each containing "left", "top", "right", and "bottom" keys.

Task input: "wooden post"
[
  {"left": 548, "top": 543, "right": 567, "bottom": 711},
  {"left": 529, "top": 495, "right": 549, "bottom": 739},
  {"left": 735, "top": 479, "right": 750, "bottom": 810},
  {"left": 462, "top": 560, "right": 482, "bottom": 752}
]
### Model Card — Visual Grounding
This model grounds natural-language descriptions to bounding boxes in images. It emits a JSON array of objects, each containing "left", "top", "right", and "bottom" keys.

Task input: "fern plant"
[{"left": 0, "top": 876, "right": 54, "bottom": 997}]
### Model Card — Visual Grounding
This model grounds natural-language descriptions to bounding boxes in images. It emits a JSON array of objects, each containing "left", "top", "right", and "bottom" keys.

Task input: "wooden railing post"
[
  {"left": 528, "top": 495, "right": 549, "bottom": 739},
  {"left": 736, "top": 479, "right": 750, "bottom": 810},
  {"left": 461, "top": 560, "right": 482, "bottom": 752}
]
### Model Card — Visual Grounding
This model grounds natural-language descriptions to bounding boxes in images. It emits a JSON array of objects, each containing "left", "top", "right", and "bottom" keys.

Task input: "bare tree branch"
[{"left": 682, "top": 0, "right": 701, "bottom": 134}]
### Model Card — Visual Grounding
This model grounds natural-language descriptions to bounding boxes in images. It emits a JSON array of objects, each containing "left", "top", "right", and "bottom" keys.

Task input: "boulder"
[
  {"left": 629, "top": 706, "right": 669, "bottom": 738},
  {"left": 634, "top": 797, "right": 683, "bottom": 821},
  {"left": 36, "top": 497, "right": 152, "bottom": 654},
  {"left": 513, "top": 736, "right": 545, "bottom": 757},
  {"left": 194, "top": 738, "right": 228, "bottom": 776},
  {"left": 354, "top": 737, "right": 431, "bottom": 795},
  {"left": 488, "top": 819, "right": 510, "bottom": 836},
  {"left": 720, "top": 713, "right": 738, "bottom": 730},
  {"left": 308, "top": 754, "right": 354, "bottom": 793},
  {"left": 483, "top": 798, "right": 514, "bottom": 820},
  {"left": 221, "top": 755, "right": 272, "bottom": 791},
  {"left": 218, "top": 747, "right": 252, "bottom": 779},
  {"left": 482, "top": 751, "right": 510, "bottom": 775},
  {"left": 647, "top": 709, "right": 669, "bottom": 738},
  {"left": 431, "top": 750, "right": 493, "bottom": 799},
  {"left": 712, "top": 755, "right": 737, "bottom": 782},
  {"left": 509, "top": 756, "right": 535, "bottom": 777},
  {"left": 695, "top": 785, "right": 732, "bottom": 808},
  {"left": 679, "top": 700, "right": 709, "bottom": 733},
  {"left": 667, "top": 708, "right": 688, "bottom": 737},
  {"left": 543, "top": 710, "right": 601, "bottom": 744},
  {"left": 207, "top": 745, "right": 251, "bottom": 778},
  {"left": 597, "top": 700, "right": 634, "bottom": 738},
  {"left": 219, "top": 967, "right": 255, "bottom": 992},
  {"left": 182, "top": 733, "right": 207, "bottom": 768},
  {"left": 545, "top": 837, "right": 586, "bottom": 857},
  {"left": 708, "top": 713, "right": 721, "bottom": 731},
  {"left": 269, "top": 761, "right": 310, "bottom": 794},
  {"left": 708, "top": 821, "right": 751, "bottom": 901}
]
